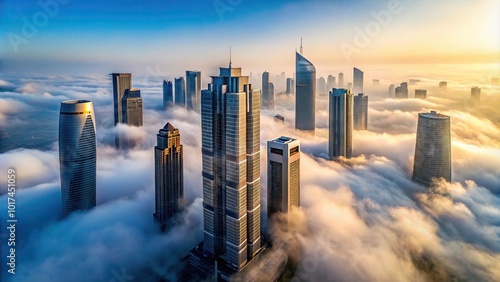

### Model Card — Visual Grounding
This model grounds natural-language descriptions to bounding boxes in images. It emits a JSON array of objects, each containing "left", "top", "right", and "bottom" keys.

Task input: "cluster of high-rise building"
[
  {"left": 111, "top": 73, "right": 144, "bottom": 149},
  {"left": 163, "top": 71, "right": 202, "bottom": 111},
  {"left": 57, "top": 42, "right": 456, "bottom": 281}
]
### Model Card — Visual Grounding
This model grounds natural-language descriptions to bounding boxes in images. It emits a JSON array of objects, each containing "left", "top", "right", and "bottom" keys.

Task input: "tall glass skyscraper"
[
  {"left": 353, "top": 93, "right": 368, "bottom": 130},
  {"left": 163, "top": 80, "right": 174, "bottom": 109},
  {"left": 412, "top": 111, "right": 451, "bottom": 186},
  {"left": 154, "top": 122, "right": 183, "bottom": 230},
  {"left": 261, "top": 71, "right": 274, "bottom": 109},
  {"left": 329, "top": 88, "right": 353, "bottom": 159},
  {"left": 175, "top": 77, "right": 186, "bottom": 107},
  {"left": 267, "top": 136, "right": 300, "bottom": 224},
  {"left": 59, "top": 100, "right": 96, "bottom": 216},
  {"left": 111, "top": 73, "right": 131, "bottom": 125},
  {"left": 295, "top": 46, "right": 316, "bottom": 133},
  {"left": 201, "top": 63, "right": 261, "bottom": 270},
  {"left": 353, "top": 67, "right": 364, "bottom": 94},
  {"left": 186, "top": 71, "right": 201, "bottom": 112}
]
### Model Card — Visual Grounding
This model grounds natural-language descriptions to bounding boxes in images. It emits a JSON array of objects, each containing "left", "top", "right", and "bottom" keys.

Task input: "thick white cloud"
[{"left": 0, "top": 73, "right": 498, "bottom": 282}]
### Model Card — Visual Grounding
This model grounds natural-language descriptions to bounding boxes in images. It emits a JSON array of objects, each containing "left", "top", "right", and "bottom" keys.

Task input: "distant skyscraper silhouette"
[
  {"left": 389, "top": 84, "right": 395, "bottom": 98},
  {"left": 201, "top": 63, "right": 261, "bottom": 270},
  {"left": 338, "top": 72, "right": 344, "bottom": 87},
  {"left": 154, "top": 122, "right": 183, "bottom": 230},
  {"left": 329, "top": 88, "right": 353, "bottom": 159},
  {"left": 471, "top": 87, "right": 481, "bottom": 102},
  {"left": 122, "top": 88, "right": 143, "bottom": 127},
  {"left": 111, "top": 73, "right": 131, "bottom": 125},
  {"left": 395, "top": 82, "right": 408, "bottom": 99},
  {"left": 415, "top": 89, "right": 427, "bottom": 99},
  {"left": 186, "top": 71, "right": 202, "bottom": 112},
  {"left": 373, "top": 79, "right": 380, "bottom": 86},
  {"left": 163, "top": 80, "right": 174, "bottom": 109},
  {"left": 327, "top": 75, "right": 335, "bottom": 91},
  {"left": 286, "top": 78, "right": 295, "bottom": 94},
  {"left": 318, "top": 77, "right": 326, "bottom": 94},
  {"left": 295, "top": 41, "right": 316, "bottom": 133},
  {"left": 262, "top": 71, "right": 274, "bottom": 109},
  {"left": 175, "top": 77, "right": 186, "bottom": 107},
  {"left": 267, "top": 136, "right": 300, "bottom": 224},
  {"left": 353, "top": 93, "right": 368, "bottom": 130},
  {"left": 439, "top": 81, "right": 447, "bottom": 89},
  {"left": 413, "top": 111, "right": 451, "bottom": 186},
  {"left": 353, "top": 68, "right": 364, "bottom": 94},
  {"left": 59, "top": 100, "right": 96, "bottom": 216}
]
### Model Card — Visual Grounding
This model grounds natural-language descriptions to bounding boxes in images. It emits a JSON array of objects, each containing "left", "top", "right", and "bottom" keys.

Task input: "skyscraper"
[
  {"left": 329, "top": 88, "right": 353, "bottom": 159},
  {"left": 122, "top": 88, "right": 143, "bottom": 127},
  {"left": 111, "top": 73, "right": 132, "bottom": 125},
  {"left": 201, "top": 63, "right": 261, "bottom": 270},
  {"left": 353, "top": 93, "right": 368, "bottom": 130},
  {"left": 327, "top": 75, "right": 335, "bottom": 91},
  {"left": 415, "top": 89, "right": 427, "bottom": 99},
  {"left": 439, "top": 81, "right": 447, "bottom": 89},
  {"left": 389, "top": 84, "right": 395, "bottom": 98},
  {"left": 267, "top": 137, "right": 300, "bottom": 223},
  {"left": 295, "top": 42, "right": 316, "bottom": 133},
  {"left": 318, "top": 77, "right": 326, "bottom": 95},
  {"left": 59, "top": 100, "right": 96, "bottom": 216},
  {"left": 471, "top": 87, "right": 481, "bottom": 102},
  {"left": 163, "top": 80, "right": 174, "bottom": 109},
  {"left": 395, "top": 82, "right": 408, "bottom": 99},
  {"left": 412, "top": 111, "right": 451, "bottom": 186},
  {"left": 286, "top": 78, "right": 295, "bottom": 94},
  {"left": 353, "top": 67, "right": 364, "bottom": 94},
  {"left": 154, "top": 122, "right": 184, "bottom": 230},
  {"left": 175, "top": 77, "right": 186, "bottom": 107},
  {"left": 261, "top": 71, "right": 274, "bottom": 109},
  {"left": 186, "top": 70, "right": 202, "bottom": 112},
  {"left": 338, "top": 72, "right": 344, "bottom": 87}
]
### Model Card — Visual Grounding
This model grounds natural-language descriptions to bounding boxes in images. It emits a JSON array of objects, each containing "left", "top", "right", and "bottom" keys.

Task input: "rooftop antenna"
[
  {"left": 228, "top": 46, "right": 232, "bottom": 92},
  {"left": 300, "top": 37, "right": 303, "bottom": 55}
]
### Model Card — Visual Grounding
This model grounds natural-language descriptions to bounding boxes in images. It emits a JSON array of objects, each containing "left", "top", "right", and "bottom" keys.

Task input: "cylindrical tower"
[
  {"left": 59, "top": 100, "right": 96, "bottom": 215},
  {"left": 412, "top": 111, "right": 451, "bottom": 186}
]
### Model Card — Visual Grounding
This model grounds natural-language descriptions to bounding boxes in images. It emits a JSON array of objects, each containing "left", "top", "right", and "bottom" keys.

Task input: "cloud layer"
[{"left": 0, "top": 71, "right": 499, "bottom": 282}]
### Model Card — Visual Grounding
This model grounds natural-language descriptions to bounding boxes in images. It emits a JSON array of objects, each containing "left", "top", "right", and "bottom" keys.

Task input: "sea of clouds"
[{"left": 0, "top": 70, "right": 499, "bottom": 281}]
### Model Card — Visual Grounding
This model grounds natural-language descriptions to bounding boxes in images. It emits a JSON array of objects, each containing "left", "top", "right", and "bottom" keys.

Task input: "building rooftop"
[
  {"left": 162, "top": 122, "right": 176, "bottom": 131},
  {"left": 271, "top": 136, "right": 297, "bottom": 144},
  {"left": 420, "top": 111, "right": 450, "bottom": 119}
]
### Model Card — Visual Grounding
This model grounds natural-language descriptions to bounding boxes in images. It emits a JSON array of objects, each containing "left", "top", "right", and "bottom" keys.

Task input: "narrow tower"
[
  {"left": 295, "top": 40, "right": 316, "bottom": 133},
  {"left": 59, "top": 100, "right": 97, "bottom": 216},
  {"left": 154, "top": 122, "right": 184, "bottom": 230},
  {"left": 329, "top": 88, "right": 353, "bottom": 159},
  {"left": 267, "top": 137, "right": 301, "bottom": 225}
]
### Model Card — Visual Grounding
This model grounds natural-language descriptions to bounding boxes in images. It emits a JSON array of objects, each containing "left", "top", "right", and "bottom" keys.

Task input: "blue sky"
[{"left": 0, "top": 0, "right": 498, "bottom": 75}]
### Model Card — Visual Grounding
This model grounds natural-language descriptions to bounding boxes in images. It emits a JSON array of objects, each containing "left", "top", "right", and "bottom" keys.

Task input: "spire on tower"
[
  {"left": 229, "top": 46, "right": 232, "bottom": 68},
  {"left": 300, "top": 37, "right": 303, "bottom": 55}
]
